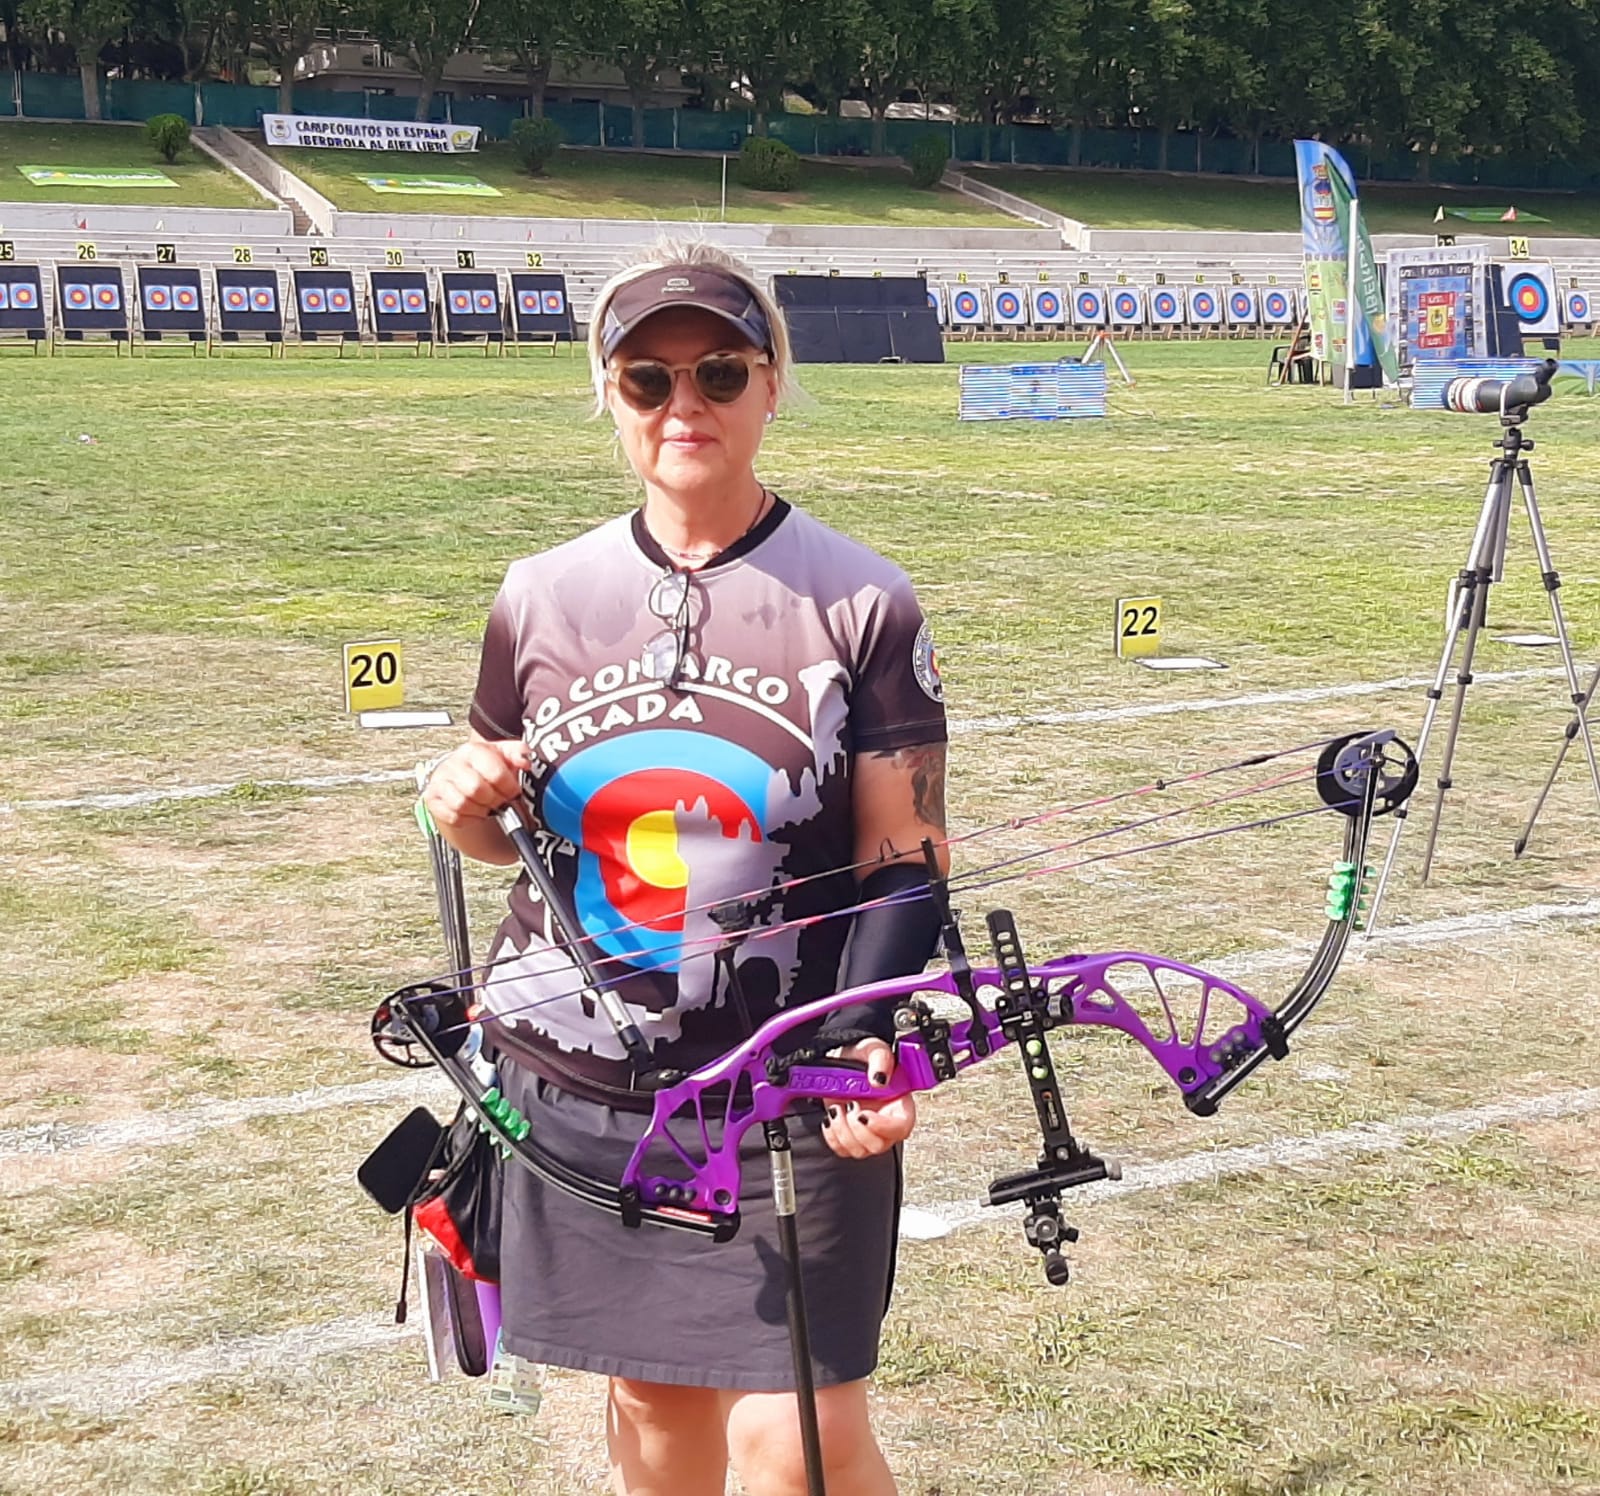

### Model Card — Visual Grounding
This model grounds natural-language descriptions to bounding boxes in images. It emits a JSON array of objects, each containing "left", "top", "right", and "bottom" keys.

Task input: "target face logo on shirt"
[{"left": 539, "top": 730, "right": 774, "bottom": 972}]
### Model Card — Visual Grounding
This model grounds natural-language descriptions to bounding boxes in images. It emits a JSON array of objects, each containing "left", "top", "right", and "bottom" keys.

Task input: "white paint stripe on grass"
[
  {"left": 3, "top": 895, "right": 1596, "bottom": 1166},
  {"left": 6, "top": 1085, "right": 1597, "bottom": 1416},
  {"left": 0, "top": 669, "right": 1565, "bottom": 816},
  {"left": 0, "top": 1074, "right": 450, "bottom": 1159},
  {"left": 0, "top": 1318, "right": 411, "bottom": 1416},
  {"left": 897, "top": 1086, "right": 1600, "bottom": 1240}
]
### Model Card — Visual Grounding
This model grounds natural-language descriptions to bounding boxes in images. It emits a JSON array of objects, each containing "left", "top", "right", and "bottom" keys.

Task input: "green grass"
[
  {"left": 2, "top": 341, "right": 1599, "bottom": 1494},
  {"left": 260, "top": 138, "right": 1020, "bottom": 224},
  {"left": 973, "top": 164, "right": 1600, "bottom": 237},
  {"left": 0, "top": 121, "right": 270, "bottom": 208}
]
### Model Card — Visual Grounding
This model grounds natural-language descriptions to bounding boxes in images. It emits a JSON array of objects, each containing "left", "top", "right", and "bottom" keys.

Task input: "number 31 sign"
[
  {"left": 344, "top": 640, "right": 405, "bottom": 711},
  {"left": 1115, "top": 597, "right": 1162, "bottom": 660}
]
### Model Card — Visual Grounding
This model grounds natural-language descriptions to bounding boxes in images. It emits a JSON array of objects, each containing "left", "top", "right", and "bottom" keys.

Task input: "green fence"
[{"left": 4, "top": 69, "right": 1599, "bottom": 192}]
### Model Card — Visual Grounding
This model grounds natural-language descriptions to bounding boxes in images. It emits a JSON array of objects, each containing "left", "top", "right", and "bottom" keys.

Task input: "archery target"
[
  {"left": 369, "top": 271, "right": 432, "bottom": 338},
  {"left": 1188, "top": 287, "right": 1222, "bottom": 325},
  {"left": 992, "top": 286, "right": 1026, "bottom": 327},
  {"left": 0, "top": 286, "right": 8, "bottom": 309},
  {"left": 1030, "top": 286, "right": 1064, "bottom": 325},
  {"left": 441, "top": 271, "right": 505, "bottom": 340},
  {"left": 377, "top": 287, "right": 401, "bottom": 313},
  {"left": 450, "top": 289, "right": 472, "bottom": 313},
  {"left": 175, "top": 285, "right": 198, "bottom": 310},
  {"left": 328, "top": 287, "right": 352, "bottom": 312},
  {"left": 949, "top": 285, "right": 984, "bottom": 327},
  {"left": 137, "top": 266, "right": 206, "bottom": 336},
  {"left": 299, "top": 286, "right": 326, "bottom": 314},
  {"left": 0, "top": 267, "right": 44, "bottom": 332},
  {"left": 518, "top": 288, "right": 540, "bottom": 314},
  {"left": 94, "top": 284, "right": 121, "bottom": 309},
  {"left": 541, "top": 289, "right": 565, "bottom": 314},
  {"left": 215, "top": 269, "right": 282, "bottom": 337},
  {"left": 65, "top": 283, "right": 91, "bottom": 308},
  {"left": 474, "top": 289, "right": 497, "bottom": 313},
  {"left": 251, "top": 287, "right": 275, "bottom": 311},
  {"left": 539, "top": 731, "right": 771, "bottom": 972},
  {"left": 11, "top": 281, "right": 35, "bottom": 308},
  {"left": 1072, "top": 287, "right": 1107, "bottom": 326},
  {"left": 510, "top": 272, "right": 575, "bottom": 343},
  {"left": 56, "top": 265, "right": 127, "bottom": 334},
  {"left": 1262, "top": 287, "right": 1294, "bottom": 324},
  {"left": 143, "top": 284, "right": 171, "bottom": 311},
  {"left": 1226, "top": 287, "right": 1258, "bottom": 325},
  {"left": 1150, "top": 288, "right": 1183, "bottom": 325},
  {"left": 224, "top": 286, "right": 248, "bottom": 310},
  {"left": 1502, "top": 263, "right": 1559, "bottom": 335},
  {"left": 403, "top": 288, "right": 426, "bottom": 312},
  {"left": 926, "top": 283, "right": 945, "bottom": 324},
  {"left": 292, "top": 270, "right": 359, "bottom": 337},
  {"left": 1109, "top": 287, "right": 1144, "bottom": 325},
  {"left": 1564, "top": 288, "right": 1593, "bottom": 325}
]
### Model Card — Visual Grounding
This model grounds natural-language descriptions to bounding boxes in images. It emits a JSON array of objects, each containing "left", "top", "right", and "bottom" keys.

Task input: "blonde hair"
[{"left": 587, "top": 237, "right": 793, "bottom": 415}]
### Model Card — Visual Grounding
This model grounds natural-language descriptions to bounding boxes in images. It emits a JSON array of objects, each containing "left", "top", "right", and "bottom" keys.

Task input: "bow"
[{"left": 381, "top": 728, "right": 1415, "bottom": 1281}]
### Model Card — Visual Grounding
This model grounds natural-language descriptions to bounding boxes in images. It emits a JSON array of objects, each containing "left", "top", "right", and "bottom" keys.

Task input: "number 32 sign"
[
  {"left": 1115, "top": 597, "right": 1162, "bottom": 659},
  {"left": 344, "top": 640, "right": 405, "bottom": 711}
]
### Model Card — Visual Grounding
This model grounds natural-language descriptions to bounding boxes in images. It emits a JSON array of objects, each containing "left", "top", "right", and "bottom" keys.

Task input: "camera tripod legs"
[{"left": 1516, "top": 661, "right": 1600, "bottom": 857}]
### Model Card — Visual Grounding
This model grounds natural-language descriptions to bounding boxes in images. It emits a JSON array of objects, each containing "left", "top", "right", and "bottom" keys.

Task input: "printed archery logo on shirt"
[{"left": 912, "top": 620, "right": 943, "bottom": 703}]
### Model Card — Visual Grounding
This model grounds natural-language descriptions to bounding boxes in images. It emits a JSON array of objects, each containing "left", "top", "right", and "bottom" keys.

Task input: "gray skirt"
[{"left": 497, "top": 1064, "right": 902, "bottom": 1391}]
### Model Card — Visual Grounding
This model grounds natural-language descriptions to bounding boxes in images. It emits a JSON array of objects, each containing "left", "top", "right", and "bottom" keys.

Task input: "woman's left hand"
[{"left": 820, "top": 1039, "right": 917, "bottom": 1158}]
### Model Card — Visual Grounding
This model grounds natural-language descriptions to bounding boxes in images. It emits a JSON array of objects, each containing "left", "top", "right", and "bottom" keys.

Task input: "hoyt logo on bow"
[{"left": 368, "top": 728, "right": 1416, "bottom": 1285}]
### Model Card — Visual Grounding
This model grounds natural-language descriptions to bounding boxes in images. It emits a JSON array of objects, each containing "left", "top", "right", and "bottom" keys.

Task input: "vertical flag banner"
[
  {"left": 1295, "top": 140, "right": 1372, "bottom": 371},
  {"left": 1324, "top": 163, "right": 1398, "bottom": 383}
]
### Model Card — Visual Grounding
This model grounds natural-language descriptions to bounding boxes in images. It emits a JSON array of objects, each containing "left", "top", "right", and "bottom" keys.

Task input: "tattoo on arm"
[{"left": 875, "top": 743, "right": 947, "bottom": 831}]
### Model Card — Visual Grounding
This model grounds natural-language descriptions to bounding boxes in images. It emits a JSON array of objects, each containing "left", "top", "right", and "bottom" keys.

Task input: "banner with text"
[
  {"left": 1326, "top": 163, "right": 1398, "bottom": 383},
  {"left": 263, "top": 114, "right": 481, "bottom": 153},
  {"left": 1294, "top": 140, "right": 1372, "bottom": 370}
]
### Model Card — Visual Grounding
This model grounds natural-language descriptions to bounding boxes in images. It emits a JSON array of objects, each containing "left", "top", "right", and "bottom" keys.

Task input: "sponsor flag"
[{"left": 1325, "top": 164, "right": 1399, "bottom": 384}]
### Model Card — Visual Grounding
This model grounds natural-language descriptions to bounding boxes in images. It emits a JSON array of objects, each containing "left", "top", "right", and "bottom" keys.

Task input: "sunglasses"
[
  {"left": 609, "top": 351, "right": 771, "bottom": 412},
  {"left": 646, "top": 568, "right": 696, "bottom": 688}
]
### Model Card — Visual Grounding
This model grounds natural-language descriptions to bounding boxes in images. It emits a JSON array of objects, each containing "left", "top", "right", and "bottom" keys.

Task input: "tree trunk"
[
  {"left": 79, "top": 55, "right": 101, "bottom": 120},
  {"left": 870, "top": 104, "right": 886, "bottom": 157},
  {"left": 631, "top": 96, "right": 646, "bottom": 149},
  {"left": 753, "top": 109, "right": 767, "bottom": 136},
  {"left": 414, "top": 82, "right": 433, "bottom": 121},
  {"left": 1157, "top": 125, "right": 1170, "bottom": 171},
  {"left": 521, "top": 56, "right": 549, "bottom": 117},
  {"left": 277, "top": 65, "right": 294, "bottom": 114},
  {"left": 1068, "top": 120, "right": 1082, "bottom": 166}
]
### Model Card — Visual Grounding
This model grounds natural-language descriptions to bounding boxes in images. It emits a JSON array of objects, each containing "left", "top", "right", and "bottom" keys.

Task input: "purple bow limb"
[{"left": 622, "top": 952, "right": 1275, "bottom": 1220}]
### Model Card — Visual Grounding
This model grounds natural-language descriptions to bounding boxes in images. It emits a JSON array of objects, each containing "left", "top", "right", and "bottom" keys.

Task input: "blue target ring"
[
  {"left": 1229, "top": 290, "right": 1254, "bottom": 318},
  {"left": 1568, "top": 290, "right": 1591, "bottom": 321},
  {"left": 1192, "top": 290, "right": 1218, "bottom": 320},
  {"left": 12, "top": 282, "right": 35, "bottom": 308},
  {"left": 1112, "top": 290, "right": 1140, "bottom": 320},
  {"left": 1033, "top": 289, "right": 1062, "bottom": 319},
  {"left": 952, "top": 289, "right": 980, "bottom": 320},
  {"left": 994, "top": 289, "right": 1023, "bottom": 320},
  {"left": 1508, "top": 272, "right": 1549, "bottom": 324},
  {"left": 1263, "top": 289, "right": 1291, "bottom": 321},
  {"left": 1075, "top": 289, "right": 1104, "bottom": 320},
  {"left": 1152, "top": 290, "right": 1180, "bottom": 321}
]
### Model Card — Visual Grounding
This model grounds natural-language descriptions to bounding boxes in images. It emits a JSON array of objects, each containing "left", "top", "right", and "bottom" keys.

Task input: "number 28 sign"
[
  {"left": 344, "top": 640, "right": 404, "bottom": 711},
  {"left": 1115, "top": 597, "right": 1162, "bottom": 660}
]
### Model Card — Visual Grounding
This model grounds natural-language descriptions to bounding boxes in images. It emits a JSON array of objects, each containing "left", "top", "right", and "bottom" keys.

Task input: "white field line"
[
  {"left": 4, "top": 1084, "right": 1596, "bottom": 1416},
  {"left": 3, "top": 893, "right": 1597, "bottom": 1165},
  {"left": 898, "top": 1086, "right": 1600, "bottom": 1239},
  {"left": 0, "top": 668, "right": 1564, "bottom": 816}
]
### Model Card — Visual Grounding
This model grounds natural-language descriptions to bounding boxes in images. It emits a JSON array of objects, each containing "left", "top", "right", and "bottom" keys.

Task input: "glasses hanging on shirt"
[{"left": 646, "top": 568, "right": 695, "bottom": 688}]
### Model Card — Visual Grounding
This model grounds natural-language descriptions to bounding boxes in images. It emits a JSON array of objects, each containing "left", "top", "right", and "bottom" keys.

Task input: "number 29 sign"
[
  {"left": 1115, "top": 597, "right": 1162, "bottom": 660},
  {"left": 344, "top": 640, "right": 405, "bottom": 711}
]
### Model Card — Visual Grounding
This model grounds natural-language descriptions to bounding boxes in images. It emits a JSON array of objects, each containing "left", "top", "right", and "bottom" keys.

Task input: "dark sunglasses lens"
[
  {"left": 694, "top": 356, "right": 752, "bottom": 404},
  {"left": 618, "top": 361, "right": 673, "bottom": 409}
]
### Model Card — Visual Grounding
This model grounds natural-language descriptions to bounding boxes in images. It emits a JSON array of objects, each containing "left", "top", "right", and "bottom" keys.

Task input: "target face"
[
  {"left": 299, "top": 287, "right": 326, "bottom": 314},
  {"left": 1263, "top": 289, "right": 1292, "bottom": 322},
  {"left": 377, "top": 288, "right": 402, "bottom": 313},
  {"left": 0, "top": 286, "right": 8, "bottom": 309},
  {"left": 224, "top": 287, "right": 248, "bottom": 310},
  {"left": 450, "top": 290, "right": 473, "bottom": 313},
  {"left": 926, "top": 287, "right": 942, "bottom": 318},
  {"left": 10, "top": 282, "right": 35, "bottom": 308},
  {"left": 993, "top": 288, "right": 1024, "bottom": 321},
  {"left": 403, "top": 288, "right": 426, "bottom": 312},
  {"left": 1566, "top": 290, "right": 1592, "bottom": 322},
  {"left": 328, "top": 287, "right": 352, "bottom": 312},
  {"left": 95, "top": 284, "right": 121, "bottom": 309},
  {"left": 540, "top": 731, "right": 771, "bottom": 972},
  {"left": 473, "top": 289, "right": 497, "bottom": 313},
  {"left": 175, "top": 286, "right": 198, "bottom": 310},
  {"left": 1508, "top": 273, "right": 1549, "bottom": 323},
  {"left": 65, "top": 283, "right": 91, "bottom": 308},
  {"left": 1228, "top": 289, "right": 1255, "bottom": 320},
  {"left": 143, "top": 285, "right": 171, "bottom": 310},
  {"left": 541, "top": 289, "right": 566, "bottom": 314},
  {"left": 1033, "top": 288, "right": 1062, "bottom": 320},
  {"left": 518, "top": 289, "right": 540, "bottom": 314},
  {"left": 1111, "top": 289, "right": 1141, "bottom": 321},
  {"left": 251, "top": 287, "right": 275, "bottom": 311},
  {"left": 1074, "top": 288, "right": 1106, "bottom": 323},
  {"left": 1190, "top": 289, "right": 1219, "bottom": 321},
  {"left": 951, "top": 288, "right": 981, "bottom": 322}
]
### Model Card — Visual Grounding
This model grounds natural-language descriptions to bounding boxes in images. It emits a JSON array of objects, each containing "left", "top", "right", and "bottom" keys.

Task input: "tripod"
[
  {"left": 1515, "top": 661, "right": 1600, "bottom": 857},
  {"left": 1365, "top": 410, "right": 1600, "bottom": 934}
]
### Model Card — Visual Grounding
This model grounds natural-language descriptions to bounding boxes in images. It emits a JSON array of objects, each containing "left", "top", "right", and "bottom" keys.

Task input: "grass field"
[
  {"left": 0, "top": 120, "right": 268, "bottom": 209},
  {"left": 2, "top": 341, "right": 1599, "bottom": 1495},
  {"left": 973, "top": 166, "right": 1600, "bottom": 239},
  {"left": 259, "top": 139, "right": 1019, "bottom": 225}
]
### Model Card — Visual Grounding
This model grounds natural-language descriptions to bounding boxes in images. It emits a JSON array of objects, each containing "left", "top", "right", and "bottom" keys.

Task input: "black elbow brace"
[{"left": 815, "top": 862, "right": 943, "bottom": 1048}]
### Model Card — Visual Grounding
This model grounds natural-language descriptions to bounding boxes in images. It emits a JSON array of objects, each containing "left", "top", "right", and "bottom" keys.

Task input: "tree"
[
  {"left": 248, "top": 0, "right": 336, "bottom": 114},
  {"left": 475, "top": 0, "right": 570, "bottom": 116},
  {"left": 363, "top": 0, "right": 478, "bottom": 121},
  {"left": 19, "top": 0, "right": 132, "bottom": 119},
  {"left": 695, "top": 0, "right": 815, "bottom": 136},
  {"left": 569, "top": 0, "right": 685, "bottom": 148}
]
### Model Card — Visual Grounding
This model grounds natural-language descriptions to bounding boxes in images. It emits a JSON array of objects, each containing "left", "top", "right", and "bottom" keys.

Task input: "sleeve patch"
[{"left": 912, "top": 619, "right": 944, "bottom": 704}]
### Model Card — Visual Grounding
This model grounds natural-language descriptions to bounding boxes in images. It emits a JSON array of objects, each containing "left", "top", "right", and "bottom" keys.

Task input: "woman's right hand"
[{"left": 422, "top": 735, "right": 532, "bottom": 859}]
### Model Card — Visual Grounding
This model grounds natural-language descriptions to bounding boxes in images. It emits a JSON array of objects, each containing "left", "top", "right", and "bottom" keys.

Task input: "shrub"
[
  {"left": 510, "top": 115, "right": 563, "bottom": 176},
  {"left": 146, "top": 113, "right": 190, "bottom": 164},
  {"left": 906, "top": 133, "right": 950, "bottom": 189},
  {"left": 737, "top": 135, "right": 801, "bottom": 192}
]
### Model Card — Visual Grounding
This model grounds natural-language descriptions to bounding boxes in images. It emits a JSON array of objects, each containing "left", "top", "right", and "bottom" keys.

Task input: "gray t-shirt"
[{"left": 469, "top": 498, "right": 946, "bottom": 1104}]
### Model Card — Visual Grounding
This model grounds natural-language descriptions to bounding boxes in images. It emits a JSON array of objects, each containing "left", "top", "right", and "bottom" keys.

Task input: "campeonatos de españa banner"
[{"left": 263, "top": 115, "right": 481, "bottom": 153}]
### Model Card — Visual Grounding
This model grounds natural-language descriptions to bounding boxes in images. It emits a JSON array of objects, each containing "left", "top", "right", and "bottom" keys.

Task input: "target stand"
[{"left": 1081, "top": 330, "right": 1133, "bottom": 385}]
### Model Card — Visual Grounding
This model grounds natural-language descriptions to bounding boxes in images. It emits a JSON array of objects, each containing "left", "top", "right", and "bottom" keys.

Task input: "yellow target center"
[{"left": 626, "top": 810, "right": 690, "bottom": 890}]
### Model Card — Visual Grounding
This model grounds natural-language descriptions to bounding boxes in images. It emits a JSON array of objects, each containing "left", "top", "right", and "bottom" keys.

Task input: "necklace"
[{"left": 654, "top": 488, "right": 770, "bottom": 568}]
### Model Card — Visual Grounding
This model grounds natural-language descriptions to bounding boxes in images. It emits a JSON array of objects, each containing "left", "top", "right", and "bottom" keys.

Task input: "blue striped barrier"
[{"left": 1410, "top": 358, "right": 1544, "bottom": 410}]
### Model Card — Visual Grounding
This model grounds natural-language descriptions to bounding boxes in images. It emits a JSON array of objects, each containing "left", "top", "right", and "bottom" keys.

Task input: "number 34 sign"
[
  {"left": 344, "top": 640, "right": 404, "bottom": 711},
  {"left": 1115, "top": 597, "right": 1162, "bottom": 659}
]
